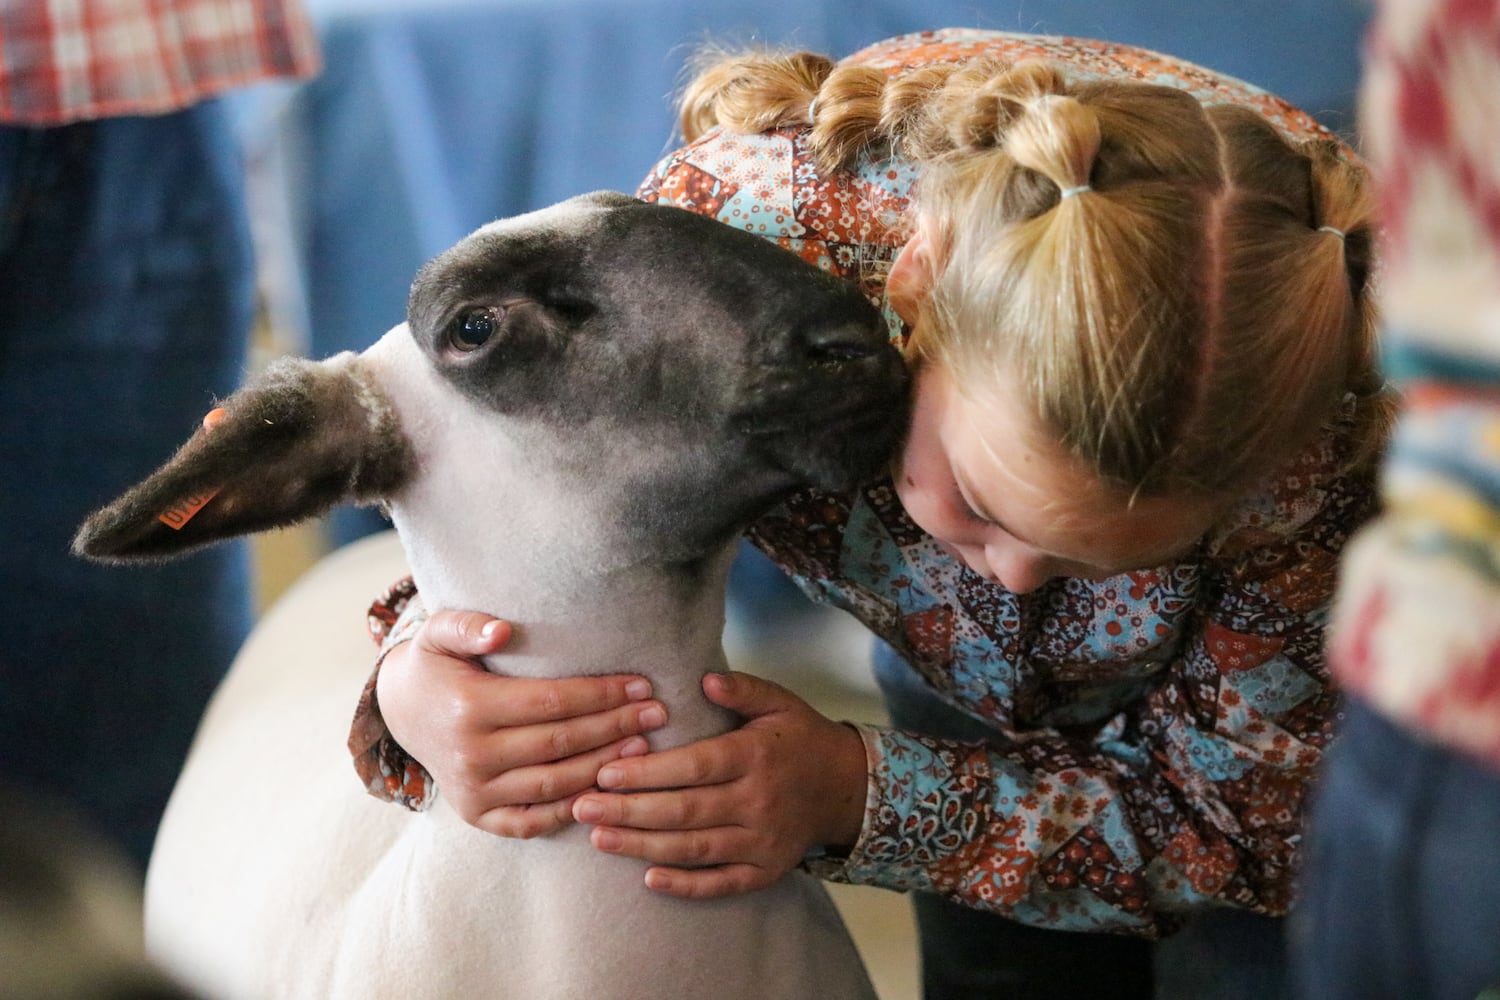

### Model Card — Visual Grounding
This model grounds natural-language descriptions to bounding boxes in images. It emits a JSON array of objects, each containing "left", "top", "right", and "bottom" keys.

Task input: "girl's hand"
[
  {"left": 377, "top": 609, "right": 669, "bottom": 839},
  {"left": 569, "top": 671, "right": 868, "bottom": 899}
]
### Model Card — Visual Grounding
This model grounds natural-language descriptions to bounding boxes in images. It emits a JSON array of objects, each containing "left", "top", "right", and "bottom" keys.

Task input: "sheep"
[{"left": 73, "top": 191, "right": 909, "bottom": 1000}]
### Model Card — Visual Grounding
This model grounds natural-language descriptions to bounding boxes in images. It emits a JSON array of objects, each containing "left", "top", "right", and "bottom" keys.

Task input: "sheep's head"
[{"left": 74, "top": 192, "right": 909, "bottom": 568}]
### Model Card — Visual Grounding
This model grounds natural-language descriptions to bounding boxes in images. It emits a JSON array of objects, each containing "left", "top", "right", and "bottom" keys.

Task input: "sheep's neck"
[
  {"left": 389, "top": 501, "right": 741, "bottom": 750},
  {"left": 368, "top": 332, "right": 742, "bottom": 748}
]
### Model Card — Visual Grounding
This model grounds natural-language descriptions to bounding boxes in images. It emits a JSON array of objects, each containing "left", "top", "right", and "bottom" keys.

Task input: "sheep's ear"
[{"left": 73, "top": 354, "right": 413, "bottom": 563}]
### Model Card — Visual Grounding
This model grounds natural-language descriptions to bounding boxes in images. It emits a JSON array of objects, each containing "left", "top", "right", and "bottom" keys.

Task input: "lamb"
[{"left": 73, "top": 191, "right": 909, "bottom": 1000}]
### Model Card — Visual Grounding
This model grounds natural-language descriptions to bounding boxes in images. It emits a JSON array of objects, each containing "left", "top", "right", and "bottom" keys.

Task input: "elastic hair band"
[
  {"left": 1058, "top": 184, "right": 1092, "bottom": 199},
  {"left": 1318, "top": 225, "right": 1347, "bottom": 239},
  {"left": 807, "top": 96, "right": 818, "bottom": 122}
]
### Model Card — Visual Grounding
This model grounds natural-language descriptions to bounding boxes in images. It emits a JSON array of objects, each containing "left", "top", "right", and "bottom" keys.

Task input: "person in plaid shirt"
[
  {"left": 0, "top": 1, "right": 317, "bottom": 869},
  {"left": 1294, "top": 2, "right": 1500, "bottom": 998},
  {"left": 354, "top": 30, "right": 1389, "bottom": 999}
]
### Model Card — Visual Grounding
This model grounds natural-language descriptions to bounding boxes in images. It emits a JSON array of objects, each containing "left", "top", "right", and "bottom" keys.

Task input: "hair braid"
[
  {"left": 678, "top": 50, "right": 833, "bottom": 145},
  {"left": 676, "top": 45, "right": 1386, "bottom": 496},
  {"left": 1163, "top": 105, "right": 1387, "bottom": 490}
]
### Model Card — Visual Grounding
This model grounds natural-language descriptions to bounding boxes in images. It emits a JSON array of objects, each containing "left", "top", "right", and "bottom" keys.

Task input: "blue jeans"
[
  {"left": 872, "top": 643, "right": 1290, "bottom": 1000},
  {"left": 0, "top": 103, "right": 254, "bottom": 870},
  {"left": 1294, "top": 698, "right": 1500, "bottom": 1000}
]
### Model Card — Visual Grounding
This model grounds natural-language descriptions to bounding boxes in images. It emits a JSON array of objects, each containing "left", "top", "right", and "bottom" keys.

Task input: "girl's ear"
[{"left": 887, "top": 226, "right": 937, "bottom": 326}]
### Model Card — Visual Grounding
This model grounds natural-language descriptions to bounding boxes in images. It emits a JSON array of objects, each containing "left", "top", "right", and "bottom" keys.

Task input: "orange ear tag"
[{"left": 158, "top": 408, "right": 227, "bottom": 530}]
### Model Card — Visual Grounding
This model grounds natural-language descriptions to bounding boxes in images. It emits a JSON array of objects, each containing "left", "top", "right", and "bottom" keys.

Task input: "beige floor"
[
  {"left": 827, "top": 880, "right": 920, "bottom": 1000},
  {"left": 253, "top": 526, "right": 922, "bottom": 1000}
]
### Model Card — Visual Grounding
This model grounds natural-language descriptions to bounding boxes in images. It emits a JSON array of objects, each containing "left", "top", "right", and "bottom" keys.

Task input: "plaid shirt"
[
  {"left": 0, "top": 0, "right": 319, "bottom": 125},
  {"left": 1328, "top": 0, "right": 1500, "bottom": 772}
]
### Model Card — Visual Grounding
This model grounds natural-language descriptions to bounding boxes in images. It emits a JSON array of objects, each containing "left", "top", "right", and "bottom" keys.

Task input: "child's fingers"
[
  {"left": 587, "top": 823, "right": 754, "bottom": 869},
  {"left": 571, "top": 783, "right": 739, "bottom": 831},
  {"left": 479, "top": 702, "right": 666, "bottom": 771},
  {"left": 411, "top": 614, "right": 658, "bottom": 731},
  {"left": 416, "top": 609, "right": 514, "bottom": 656},
  {"left": 473, "top": 795, "right": 583, "bottom": 840},
  {"left": 700, "top": 670, "right": 799, "bottom": 718},
  {"left": 485, "top": 736, "right": 652, "bottom": 808},
  {"left": 482, "top": 674, "right": 659, "bottom": 728},
  {"left": 593, "top": 731, "right": 744, "bottom": 792},
  {"left": 642, "top": 863, "right": 775, "bottom": 899}
]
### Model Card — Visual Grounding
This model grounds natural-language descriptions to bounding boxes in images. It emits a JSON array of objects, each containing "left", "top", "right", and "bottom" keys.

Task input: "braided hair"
[{"left": 680, "top": 48, "right": 1387, "bottom": 498}]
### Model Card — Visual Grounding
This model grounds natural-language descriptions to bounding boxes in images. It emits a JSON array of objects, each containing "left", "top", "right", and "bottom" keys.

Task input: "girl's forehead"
[{"left": 928, "top": 366, "right": 1219, "bottom": 565}]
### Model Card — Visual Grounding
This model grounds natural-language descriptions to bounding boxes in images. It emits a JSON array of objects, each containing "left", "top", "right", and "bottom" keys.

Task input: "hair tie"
[
  {"left": 1058, "top": 184, "right": 1092, "bottom": 200},
  {"left": 1318, "top": 225, "right": 1347, "bottom": 240},
  {"left": 807, "top": 96, "right": 818, "bottom": 122}
]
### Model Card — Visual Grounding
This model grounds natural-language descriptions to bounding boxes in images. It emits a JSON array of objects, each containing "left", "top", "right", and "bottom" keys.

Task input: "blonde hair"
[{"left": 680, "top": 50, "right": 1388, "bottom": 498}]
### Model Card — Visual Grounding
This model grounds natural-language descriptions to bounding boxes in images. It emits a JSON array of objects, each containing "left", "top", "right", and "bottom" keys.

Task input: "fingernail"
[
  {"left": 594, "top": 829, "right": 623, "bottom": 852},
  {"left": 644, "top": 870, "right": 672, "bottom": 892},
  {"left": 480, "top": 620, "right": 501, "bottom": 638},
  {"left": 624, "top": 679, "right": 652, "bottom": 700},
  {"left": 597, "top": 766, "right": 624, "bottom": 788},
  {"left": 638, "top": 706, "right": 666, "bottom": 730},
  {"left": 618, "top": 737, "right": 649, "bottom": 757},
  {"left": 574, "top": 799, "right": 605, "bottom": 824}
]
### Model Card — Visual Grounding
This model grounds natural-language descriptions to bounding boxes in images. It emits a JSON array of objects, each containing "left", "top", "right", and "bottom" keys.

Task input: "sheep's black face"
[{"left": 406, "top": 192, "right": 909, "bottom": 546}]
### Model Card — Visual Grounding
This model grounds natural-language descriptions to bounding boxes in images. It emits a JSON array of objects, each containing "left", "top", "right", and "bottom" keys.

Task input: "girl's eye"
[
  {"left": 953, "top": 483, "right": 992, "bottom": 526},
  {"left": 450, "top": 308, "right": 500, "bottom": 351}
]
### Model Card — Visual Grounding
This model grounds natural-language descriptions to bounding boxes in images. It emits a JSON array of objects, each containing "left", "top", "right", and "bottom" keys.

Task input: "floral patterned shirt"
[{"left": 354, "top": 29, "right": 1380, "bottom": 935}]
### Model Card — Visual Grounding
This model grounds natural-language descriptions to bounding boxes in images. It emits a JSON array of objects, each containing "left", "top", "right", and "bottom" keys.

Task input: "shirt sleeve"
[
  {"left": 348, "top": 577, "right": 436, "bottom": 809},
  {"left": 1325, "top": 0, "right": 1500, "bottom": 772},
  {"left": 796, "top": 441, "right": 1375, "bottom": 934}
]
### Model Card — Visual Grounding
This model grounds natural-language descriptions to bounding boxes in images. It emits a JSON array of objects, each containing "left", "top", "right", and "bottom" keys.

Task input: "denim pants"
[
  {"left": 1294, "top": 698, "right": 1500, "bottom": 1000},
  {"left": 872, "top": 643, "right": 1291, "bottom": 1000},
  {"left": 0, "top": 103, "right": 254, "bottom": 869}
]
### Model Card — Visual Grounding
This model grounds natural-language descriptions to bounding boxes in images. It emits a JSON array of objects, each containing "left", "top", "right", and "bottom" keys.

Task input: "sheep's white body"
[
  {"left": 80, "top": 194, "right": 906, "bottom": 1000},
  {"left": 147, "top": 533, "right": 865, "bottom": 1000}
]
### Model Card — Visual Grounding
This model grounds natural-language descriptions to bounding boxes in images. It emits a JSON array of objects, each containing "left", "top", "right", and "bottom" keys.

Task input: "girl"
[{"left": 352, "top": 30, "right": 1386, "bottom": 999}]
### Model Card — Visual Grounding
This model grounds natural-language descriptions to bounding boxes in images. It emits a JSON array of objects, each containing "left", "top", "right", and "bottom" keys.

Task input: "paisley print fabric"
[{"left": 351, "top": 577, "right": 434, "bottom": 810}]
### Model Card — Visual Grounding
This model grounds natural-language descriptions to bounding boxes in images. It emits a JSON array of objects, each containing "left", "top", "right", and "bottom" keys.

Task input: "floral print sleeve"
[
  {"left": 348, "top": 577, "right": 436, "bottom": 810},
  {"left": 772, "top": 422, "right": 1377, "bottom": 933}
]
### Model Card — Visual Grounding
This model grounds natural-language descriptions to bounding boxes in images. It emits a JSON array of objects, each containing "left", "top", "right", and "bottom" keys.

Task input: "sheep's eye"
[{"left": 450, "top": 309, "right": 499, "bottom": 352}]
